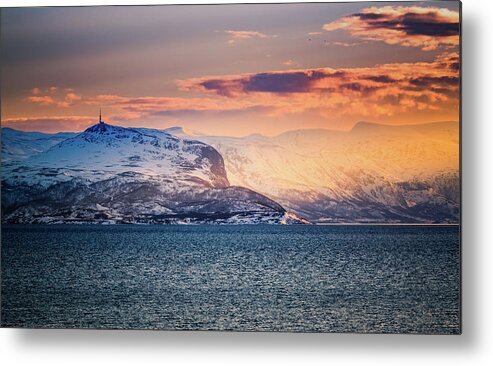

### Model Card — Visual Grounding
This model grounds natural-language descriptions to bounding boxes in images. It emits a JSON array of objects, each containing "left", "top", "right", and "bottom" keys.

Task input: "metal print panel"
[{"left": 0, "top": 1, "right": 461, "bottom": 334}]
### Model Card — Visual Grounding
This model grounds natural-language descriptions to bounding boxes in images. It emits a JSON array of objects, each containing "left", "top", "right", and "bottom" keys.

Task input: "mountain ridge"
[
  {"left": 1, "top": 120, "right": 459, "bottom": 140},
  {"left": 1, "top": 122, "right": 307, "bottom": 224},
  {"left": 1, "top": 120, "right": 459, "bottom": 223}
]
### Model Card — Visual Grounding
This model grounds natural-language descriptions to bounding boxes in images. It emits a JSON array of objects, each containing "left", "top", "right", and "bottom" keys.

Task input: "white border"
[{"left": 1, "top": 1, "right": 492, "bottom": 365}]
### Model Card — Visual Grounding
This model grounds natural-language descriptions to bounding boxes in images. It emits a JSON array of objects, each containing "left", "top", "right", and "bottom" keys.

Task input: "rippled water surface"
[{"left": 1, "top": 225, "right": 460, "bottom": 333}]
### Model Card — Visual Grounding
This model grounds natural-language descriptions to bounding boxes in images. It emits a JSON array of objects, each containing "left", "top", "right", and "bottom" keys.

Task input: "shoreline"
[
  {"left": 1, "top": 222, "right": 460, "bottom": 227},
  {"left": 313, "top": 222, "right": 460, "bottom": 226}
]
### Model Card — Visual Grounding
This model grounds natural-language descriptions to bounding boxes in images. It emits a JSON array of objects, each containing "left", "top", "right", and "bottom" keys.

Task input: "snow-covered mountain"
[
  {"left": 1, "top": 120, "right": 459, "bottom": 224},
  {"left": 1, "top": 122, "right": 305, "bottom": 224},
  {"left": 1, "top": 128, "right": 76, "bottom": 162},
  {"left": 196, "top": 121, "right": 460, "bottom": 223}
]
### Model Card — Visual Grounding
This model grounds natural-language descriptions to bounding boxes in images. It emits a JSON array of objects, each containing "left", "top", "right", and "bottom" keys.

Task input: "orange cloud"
[
  {"left": 87, "top": 95, "right": 265, "bottom": 119},
  {"left": 24, "top": 89, "right": 82, "bottom": 108},
  {"left": 225, "top": 30, "right": 268, "bottom": 44},
  {"left": 24, "top": 96, "right": 56, "bottom": 106},
  {"left": 323, "top": 6, "right": 459, "bottom": 51},
  {"left": 17, "top": 51, "right": 459, "bottom": 133},
  {"left": 57, "top": 92, "right": 82, "bottom": 108},
  {"left": 330, "top": 41, "right": 366, "bottom": 47},
  {"left": 283, "top": 59, "right": 301, "bottom": 67},
  {"left": 176, "top": 52, "right": 459, "bottom": 119},
  {"left": 68, "top": 53, "right": 459, "bottom": 126}
]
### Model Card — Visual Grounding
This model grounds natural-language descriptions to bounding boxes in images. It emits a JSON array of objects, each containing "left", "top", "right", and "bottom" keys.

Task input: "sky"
[{"left": 0, "top": 1, "right": 460, "bottom": 136}]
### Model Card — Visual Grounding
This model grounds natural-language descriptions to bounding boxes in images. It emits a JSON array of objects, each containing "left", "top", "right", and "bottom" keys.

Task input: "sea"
[{"left": 1, "top": 224, "right": 460, "bottom": 334}]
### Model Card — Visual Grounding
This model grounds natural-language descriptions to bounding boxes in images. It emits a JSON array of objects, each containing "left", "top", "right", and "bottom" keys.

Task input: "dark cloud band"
[{"left": 323, "top": 6, "right": 460, "bottom": 50}]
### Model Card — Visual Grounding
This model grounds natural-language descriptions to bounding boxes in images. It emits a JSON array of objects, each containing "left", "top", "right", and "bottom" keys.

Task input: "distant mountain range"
[
  {"left": 1, "top": 128, "right": 77, "bottom": 162},
  {"left": 196, "top": 121, "right": 459, "bottom": 223},
  {"left": 1, "top": 120, "right": 459, "bottom": 224}
]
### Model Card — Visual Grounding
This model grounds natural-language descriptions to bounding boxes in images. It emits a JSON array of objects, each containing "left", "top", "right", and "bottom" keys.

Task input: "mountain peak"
[
  {"left": 84, "top": 121, "right": 126, "bottom": 135},
  {"left": 24, "top": 120, "right": 231, "bottom": 189}
]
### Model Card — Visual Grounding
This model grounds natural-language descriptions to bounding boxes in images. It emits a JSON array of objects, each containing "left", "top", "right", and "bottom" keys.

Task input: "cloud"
[
  {"left": 363, "top": 75, "right": 396, "bottom": 83},
  {"left": 245, "top": 70, "right": 327, "bottom": 93},
  {"left": 85, "top": 94, "right": 266, "bottom": 119},
  {"left": 24, "top": 89, "right": 82, "bottom": 108},
  {"left": 283, "top": 59, "right": 301, "bottom": 67},
  {"left": 24, "top": 96, "right": 56, "bottom": 105},
  {"left": 323, "top": 6, "right": 459, "bottom": 50},
  {"left": 57, "top": 92, "right": 82, "bottom": 108},
  {"left": 1, "top": 116, "right": 96, "bottom": 133},
  {"left": 177, "top": 52, "right": 459, "bottom": 119},
  {"left": 408, "top": 75, "right": 459, "bottom": 88},
  {"left": 16, "top": 50, "right": 459, "bottom": 132},
  {"left": 178, "top": 70, "right": 331, "bottom": 96},
  {"left": 330, "top": 41, "right": 366, "bottom": 47},
  {"left": 225, "top": 30, "right": 268, "bottom": 44}
]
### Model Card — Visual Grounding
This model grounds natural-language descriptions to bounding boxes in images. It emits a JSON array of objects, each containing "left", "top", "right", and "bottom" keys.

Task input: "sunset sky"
[{"left": 1, "top": 1, "right": 460, "bottom": 136}]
